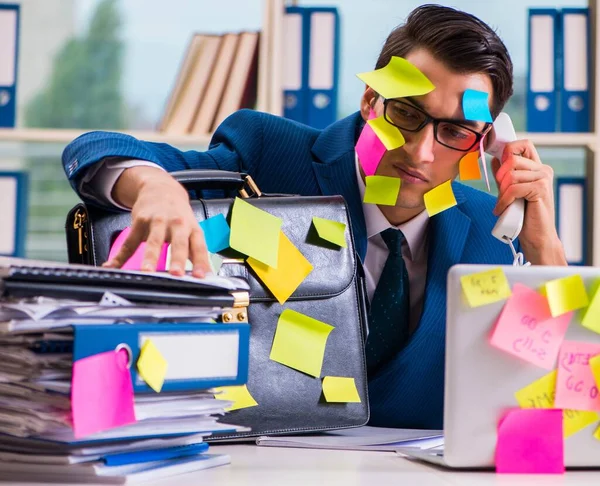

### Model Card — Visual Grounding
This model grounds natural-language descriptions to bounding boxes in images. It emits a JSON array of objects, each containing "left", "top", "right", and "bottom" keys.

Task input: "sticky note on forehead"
[
  {"left": 462, "top": 89, "right": 493, "bottom": 123},
  {"left": 356, "top": 56, "right": 435, "bottom": 99}
]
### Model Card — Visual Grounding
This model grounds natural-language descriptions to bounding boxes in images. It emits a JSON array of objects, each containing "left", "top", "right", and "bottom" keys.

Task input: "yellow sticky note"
[
  {"left": 356, "top": 56, "right": 435, "bottom": 99},
  {"left": 590, "top": 355, "right": 600, "bottom": 389},
  {"left": 230, "top": 197, "right": 282, "bottom": 268},
  {"left": 423, "top": 180, "right": 457, "bottom": 217},
  {"left": 582, "top": 281, "right": 600, "bottom": 334},
  {"left": 269, "top": 309, "right": 334, "bottom": 377},
  {"left": 544, "top": 274, "right": 589, "bottom": 317},
  {"left": 367, "top": 116, "right": 405, "bottom": 150},
  {"left": 322, "top": 376, "right": 361, "bottom": 403},
  {"left": 248, "top": 231, "right": 313, "bottom": 305},
  {"left": 594, "top": 425, "right": 600, "bottom": 441},
  {"left": 515, "top": 370, "right": 599, "bottom": 438},
  {"left": 214, "top": 385, "right": 258, "bottom": 411},
  {"left": 364, "top": 175, "right": 401, "bottom": 206},
  {"left": 458, "top": 151, "right": 481, "bottom": 181},
  {"left": 460, "top": 267, "right": 511, "bottom": 307},
  {"left": 312, "top": 217, "right": 347, "bottom": 248},
  {"left": 137, "top": 339, "right": 168, "bottom": 393}
]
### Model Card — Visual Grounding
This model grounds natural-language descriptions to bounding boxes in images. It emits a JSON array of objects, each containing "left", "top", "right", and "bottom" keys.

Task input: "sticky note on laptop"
[
  {"left": 460, "top": 267, "right": 511, "bottom": 307},
  {"left": 582, "top": 281, "right": 600, "bottom": 334},
  {"left": 490, "top": 284, "right": 572, "bottom": 369},
  {"left": 555, "top": 341, "right": 600, "bottom": 412},
  {"left": 543, "top": 274, "right": 589, "bottom": 317},
  {"left": 515, "top": 370, "right": 599, "bottom": 438}
]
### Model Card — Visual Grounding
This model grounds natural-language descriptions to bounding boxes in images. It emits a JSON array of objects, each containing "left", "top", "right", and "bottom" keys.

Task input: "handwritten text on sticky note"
[
  {"left": 312, "top": 217, "right": 347, "bottom": 248},
  {"left": 248, "top": 231, "right": 313, "bottom": 305},
  {"left": 423, "top": 180, "right": 457, "bottom": 217},
  {"left": 214, "top": 385, "right": 258, "bottom": 411},
  {"left": 490, "top": 284, "right": 572, "bottom": 369},
  {"left": 364, "top": 175, "right": 401, "bottom": 206},
  {"left": 514, "top": 370, "right": 599, "bottom": 438},
  {"left": 269, "top": 309, "right": 334, "bottom": 377},
  {"left": 72, "top": 349, "right": 136, "bottom": 438},
  {"left": 544, "top": 274, "right": 589, "bottom": 317},
  {"left": 229, "top": 197, "right": 282, "bottom": 268},
  {"left": 495, "top": 408, "right": 564, "bottom": 474},
  {"left": 356, "top": 56, "right": 435, "bottom": 99},
  {"left": 137, "top": 339, "right": 168, "bottom": 393},
  {"left": 199, "top": 214, "right": 230, "bottom": 253},
  {"left": 555, "top": 341, "right": 600, "bottom": 412},
  {"left": 322, "top": 377, "right": 361, "bottom": 403},
  {"left": 460, "top": 267, "right": 511, "bottom": 307}
]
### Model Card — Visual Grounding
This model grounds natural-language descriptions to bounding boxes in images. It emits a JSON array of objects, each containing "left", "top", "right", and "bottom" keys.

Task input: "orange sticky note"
[
  {"left": 458, "top": 151, "right": 481, "bottom": 181},
  {"left": 248, "top": 231, "right": 313, "bottom": 305},
  {"left": 555, "top": 341, "right": 600, "bottom": 412},
  {"left": 490, "top": 284, "right": 572, "bottom": 369},
  {"left": 423, "top": 180, "right": 457, "bottom": 217}
]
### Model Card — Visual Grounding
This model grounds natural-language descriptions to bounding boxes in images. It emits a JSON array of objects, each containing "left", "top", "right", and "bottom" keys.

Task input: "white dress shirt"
[
  {"left": 86, "top": 155, "right": 430, "bottom": 331},
  {"left": 354, "top": 154, "right": 429, "bottom": 333}
]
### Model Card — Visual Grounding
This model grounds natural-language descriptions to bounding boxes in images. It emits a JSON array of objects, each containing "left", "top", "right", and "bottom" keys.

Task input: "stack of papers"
[{"left": 0, "top": 292, "right": 247, "bottom": 482}]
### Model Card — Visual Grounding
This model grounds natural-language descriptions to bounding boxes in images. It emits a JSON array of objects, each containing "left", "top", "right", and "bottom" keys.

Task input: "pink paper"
[
  {"left": 495, "top": 408, "right": 564, "bottom": 474},
  {"left": 108, "top": 227, "right": 168, "bottom": 271},
  {"left": 356, "top": 108, "right": 386, "bottom": 176},
  {"left": 555, "top": 340, "right": 600, "bottom": 412},
  {"left": 71, "top": 349, "right": 136, "bottom": 438},
  {"left": 490, "top": 283, "right": 572, "bottom": 369},
  {"left": 479, "top": 135, "right": 490, "bottom": 192}
]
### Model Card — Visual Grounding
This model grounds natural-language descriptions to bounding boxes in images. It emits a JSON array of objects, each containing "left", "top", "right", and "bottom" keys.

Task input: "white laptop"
[{"left": 403, "top": 264, "right": 600, "bottom": 469}]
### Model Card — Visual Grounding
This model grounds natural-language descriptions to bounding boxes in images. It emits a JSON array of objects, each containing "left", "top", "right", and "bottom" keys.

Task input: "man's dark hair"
[{"left": 376, "top": 4, "right": 513, "bottom": 117}]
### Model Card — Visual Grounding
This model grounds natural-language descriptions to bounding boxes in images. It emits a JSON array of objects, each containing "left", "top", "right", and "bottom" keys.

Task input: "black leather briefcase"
[{"left": 65, "top": 170, "right": 369, "bottom": 440}]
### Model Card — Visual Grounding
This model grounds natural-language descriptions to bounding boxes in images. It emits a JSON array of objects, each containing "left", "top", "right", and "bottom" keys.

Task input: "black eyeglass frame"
[{"left": 382, "top": 97, "right": 492, "bottom": 152}]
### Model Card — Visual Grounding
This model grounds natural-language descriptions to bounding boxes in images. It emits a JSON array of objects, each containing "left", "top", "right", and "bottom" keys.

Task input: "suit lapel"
[{"left": 311, "top": 112, "right": 368, "bottom": 261}]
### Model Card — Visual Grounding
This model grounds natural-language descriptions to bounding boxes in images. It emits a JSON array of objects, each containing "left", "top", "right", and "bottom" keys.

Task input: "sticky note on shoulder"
[
  {"left": 495, "top": 408, "right": 564, "bottom": 474},
  {"left": 137, "top": 339, "right": 168, "bottom": 393},
  {"left": 460, "top": 267, "right": 511, "bottom": 307},
  {"left": 214, "top": 385, "right": 258, "bottom": 411},
  {"left": 544, "top": 274, "right": 589, "bottom": 317},
  {"left": 423, "top": 180, "right": 457, "bottom": 217},
  {"left": 322, "top": 377, "right": 361, "bottom": 403},
  {"left": 230, "top": 197, "right": 282, "bottom": 268},
  {"left": 312, "top": 217, "right": 347, "bottom": 248}
]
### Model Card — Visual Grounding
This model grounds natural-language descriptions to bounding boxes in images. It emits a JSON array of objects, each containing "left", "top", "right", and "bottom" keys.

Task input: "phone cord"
[{"left": 504, "top": 237, "right": 531, "bottom": 267}]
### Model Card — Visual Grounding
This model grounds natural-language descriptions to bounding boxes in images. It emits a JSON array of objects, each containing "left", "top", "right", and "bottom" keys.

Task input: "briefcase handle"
[{"left": 170, "top": 170, "right": 262, "bottom": 199}]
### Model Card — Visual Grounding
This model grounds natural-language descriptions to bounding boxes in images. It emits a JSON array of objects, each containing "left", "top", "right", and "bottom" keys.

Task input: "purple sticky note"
[
  {"left": 108, "top": 227, "right": 169, "bottom": 271},
  {"left": 495, "top": 408, "right": 564, "bottom": 474},
  {"left": 356, "top": 122, "right": 386, "bottom": 176},
  {"left": 71, "top": 349, "right": 136, "bottom": 438}
]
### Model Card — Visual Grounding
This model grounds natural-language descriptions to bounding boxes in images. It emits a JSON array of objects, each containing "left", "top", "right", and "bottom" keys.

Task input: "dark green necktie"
[{"left": 366, "top": 228, "right": 411, "bottom": 375}]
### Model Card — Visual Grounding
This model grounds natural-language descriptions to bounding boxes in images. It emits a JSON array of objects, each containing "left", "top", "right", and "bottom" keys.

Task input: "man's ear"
[{"left": 360, "top": 87, "right": 378, "bottom": 121}]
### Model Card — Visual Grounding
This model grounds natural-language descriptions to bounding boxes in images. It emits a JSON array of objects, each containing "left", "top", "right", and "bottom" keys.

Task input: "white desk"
[{"left": 6, "top": 444, "right": 600, "bottom": 486}]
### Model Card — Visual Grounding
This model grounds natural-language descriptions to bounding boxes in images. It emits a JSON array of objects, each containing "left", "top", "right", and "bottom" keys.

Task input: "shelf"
[
  {"left": 515, "top": 132, "right": 597, "bottom": 149},
  {"left": 0, "top": 128, "right": 212, "bottom": 147}
]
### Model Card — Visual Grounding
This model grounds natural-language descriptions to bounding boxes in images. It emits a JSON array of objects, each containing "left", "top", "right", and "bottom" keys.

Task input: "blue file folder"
[
  {"left": 526, "top": 8, "right": 560, "bottom": 132},
  {"left": 560, "top": 8, "right": 590, "bottom": 132},
  {"left": 0, "top": 171, "right": 28, "bottom": 257},
  {"left": 556, "top": 177, "right": 586, "bottom": 265},
  {"left": 283, "top": 6, "right": 309, "bottom": 124},
  {"left": 73, "top": 323, "right": 250, "bottom": 393},
  {"left": 0, "top": 4, "right": 19, "bottom": 128}
]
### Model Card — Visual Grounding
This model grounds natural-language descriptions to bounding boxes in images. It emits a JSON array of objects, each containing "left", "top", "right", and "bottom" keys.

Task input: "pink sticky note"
[
  {"left": 356, "top": 109, "right": 386, "bottom": 176},
  {"left": 555, "top": 341, "right": 600, "bottom": 412},
  {"left": 108, "top": 227, "right": 168, "bottom": 271},
  {"left": 490, "top": 283, "right": 572, "bottom": 369},
  {"left": 71, "top": 349, "right": 136, "bottom": 438},
  {"left": 495, "top": 408, "right": 564, "bottom": 474}
]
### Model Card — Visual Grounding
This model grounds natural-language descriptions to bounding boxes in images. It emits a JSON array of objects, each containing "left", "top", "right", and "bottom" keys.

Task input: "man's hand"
[
  {"left": 491, "top": 140, "right": 567, "bottom": 266},
  {"left": 102, "top": 166, "right": 211, "bottom": 277}
]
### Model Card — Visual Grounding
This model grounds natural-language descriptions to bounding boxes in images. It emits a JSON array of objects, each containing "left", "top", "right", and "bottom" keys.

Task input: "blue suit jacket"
[{"left": 63, "top": 109, "right": 519, "bottom": 429}]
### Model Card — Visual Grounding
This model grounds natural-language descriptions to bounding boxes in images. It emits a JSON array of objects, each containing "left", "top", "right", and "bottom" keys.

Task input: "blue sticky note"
[
  {"left": 462, "top": 89, "right": 493, "bottom": 123},
  {"left": 199, "top": 214, "right": 230, "bottom": 253}
]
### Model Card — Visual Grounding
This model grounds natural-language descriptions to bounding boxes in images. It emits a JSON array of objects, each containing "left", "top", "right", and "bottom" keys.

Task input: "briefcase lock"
[
  {"left": 221, "top": 291, "right": 249, "bottom": 323},
  {"left": 239, "top": 175, "right": 262, "bottom": 199}
]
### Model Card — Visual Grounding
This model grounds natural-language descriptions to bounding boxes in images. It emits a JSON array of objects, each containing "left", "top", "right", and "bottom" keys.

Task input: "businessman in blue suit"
[{"left": 62, "top": 5, "right": 567, "bottom": 429}]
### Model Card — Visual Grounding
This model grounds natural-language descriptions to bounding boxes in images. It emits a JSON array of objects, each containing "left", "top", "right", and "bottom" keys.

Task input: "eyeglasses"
[{"left": 382, "top": 98, "right": 489, "bottom": 152}]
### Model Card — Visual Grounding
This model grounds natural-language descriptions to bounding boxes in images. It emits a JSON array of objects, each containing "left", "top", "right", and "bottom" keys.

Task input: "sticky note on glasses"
[
  {"left": 312, "top": 217, "right": 347, "bottom": 248},
  {"left": 356, "top": 122, "right": 386, "bottom": 176},
  {"left": 367, "top": 116, "right": 405, "bottom": 150},
  {"left": 460, "top": 267, "right": 511, "bottom": 307},
  {"left": 356, "top": 56, "right": 435, "bottom": 99},
  {"left": 423, "top": 180, "right": 457, "bottom": 217},
  {"left": 214, "top": 385, "right": 258, "bottom": 411},
  {"left": 199, "top": 214, "right": 230, "bottom": 253},
  {"left": 458, "top": 151, "right": 481, "bottom": 181},
  {"left": 462, "top": 89, "right": 492, "bottom": 123},
  {"left": 543, "top": 274, "right": 589, "bottom": 317},
  {"left": 364, "top": 175, "right": 401, "bottom": 206},
  {"left": 515, "top": 370, "right": 599, "bottom": 438},
  {"left": 230, "top": 197, "right": 282, "bottom": 268},
  {"left": 322, "top": 377, "right": 361, "bottom": 403}
]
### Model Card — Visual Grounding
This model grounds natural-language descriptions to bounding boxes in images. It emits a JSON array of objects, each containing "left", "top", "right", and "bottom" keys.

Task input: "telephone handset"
[{"left": 485, "top": 113, "right": 527, "bottom": 265}]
